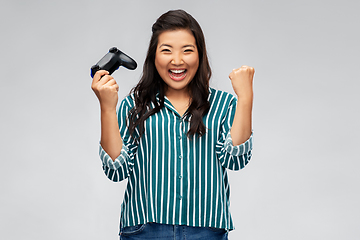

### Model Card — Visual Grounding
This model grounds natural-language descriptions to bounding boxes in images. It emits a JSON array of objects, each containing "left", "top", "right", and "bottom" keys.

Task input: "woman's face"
[{"left": 155, "top": 29, "right": 199, "bottom": 95}]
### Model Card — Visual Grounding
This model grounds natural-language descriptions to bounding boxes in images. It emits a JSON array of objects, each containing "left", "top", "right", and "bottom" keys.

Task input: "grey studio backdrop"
[{"left": 1, "top": 0, "right": 359, "bottom": 239}]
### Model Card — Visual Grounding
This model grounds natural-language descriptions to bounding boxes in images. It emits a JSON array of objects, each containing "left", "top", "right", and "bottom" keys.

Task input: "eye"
[
  {"left": 161, "top": 49, "right": 171, "bottom": 53},
  {"left": 184, "top": 49, "right": 194, "bottom": 53}
]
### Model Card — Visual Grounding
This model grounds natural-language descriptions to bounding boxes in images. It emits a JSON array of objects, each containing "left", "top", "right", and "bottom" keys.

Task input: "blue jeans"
[{"left": 120, "top": 222, "right": 228, "bottom": 240}]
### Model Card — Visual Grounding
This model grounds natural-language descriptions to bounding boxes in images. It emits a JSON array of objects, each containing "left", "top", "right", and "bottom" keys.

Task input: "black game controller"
[{"left": 90, "top": 47, "right": 137, "bottom": 78}]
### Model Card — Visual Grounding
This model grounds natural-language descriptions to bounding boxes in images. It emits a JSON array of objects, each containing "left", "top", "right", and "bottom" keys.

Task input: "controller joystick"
[{"left": 90, "top": 47, "right": 137, "bottom": 78}]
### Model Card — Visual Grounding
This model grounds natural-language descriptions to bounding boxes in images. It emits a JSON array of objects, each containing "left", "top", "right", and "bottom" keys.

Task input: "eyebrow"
[{"left": 158, "top": 44, "right": 196, "bottom": 49}]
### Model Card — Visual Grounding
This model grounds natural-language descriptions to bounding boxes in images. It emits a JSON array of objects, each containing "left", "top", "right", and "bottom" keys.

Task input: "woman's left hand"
[{"left": 229, "top": 66, "right": 255, "bottom": 100}]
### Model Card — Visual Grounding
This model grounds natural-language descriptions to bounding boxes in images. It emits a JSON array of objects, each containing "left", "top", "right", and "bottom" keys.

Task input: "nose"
[{"left": 171, "top": 53, "right": 184, "bottom": 65}]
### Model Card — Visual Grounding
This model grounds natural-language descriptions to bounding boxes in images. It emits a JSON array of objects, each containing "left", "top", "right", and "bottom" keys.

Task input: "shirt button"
[
  {"left": 179, "top": 196, "right": 182, "bottom": 200},
  {"left": 179, "top": 155, "right": 182, "bottom": 159},
  {"left": 178, "top": 175, "right": 182, "bottom": 179},
  {"left": 178, "top": 136, "right": 182, "bottom": 140}
]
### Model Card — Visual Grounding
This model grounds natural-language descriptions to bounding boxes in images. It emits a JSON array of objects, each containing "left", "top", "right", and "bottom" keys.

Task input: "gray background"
[{"left": 1, "top": 0, "right": 359, "bottom": 239}]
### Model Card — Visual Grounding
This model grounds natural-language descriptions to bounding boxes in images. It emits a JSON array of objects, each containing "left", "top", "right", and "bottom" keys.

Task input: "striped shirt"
[{"left": 99, "top": 87, "right": 253, "bottom": 232}]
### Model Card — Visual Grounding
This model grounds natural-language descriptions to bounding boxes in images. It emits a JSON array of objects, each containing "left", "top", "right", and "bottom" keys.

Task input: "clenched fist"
[
  {"left": 91, "top": 70, "right": 119, "bottom": 111},
  {"left": 229, "top": 66, "right": 255, "bottom": 100}
]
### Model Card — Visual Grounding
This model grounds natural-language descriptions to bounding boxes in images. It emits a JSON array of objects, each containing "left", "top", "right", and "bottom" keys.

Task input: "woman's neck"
[
  {"left": 165, "top": 86, "right": 191, "bottom": 102},
  {"left": 165, "top": 87, "right": 192, "bottom": 117}
]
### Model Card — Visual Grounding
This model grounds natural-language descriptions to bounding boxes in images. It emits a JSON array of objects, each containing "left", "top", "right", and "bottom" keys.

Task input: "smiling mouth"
[{"left": 169, "top": 69, "right": 187, "bottom": 81}]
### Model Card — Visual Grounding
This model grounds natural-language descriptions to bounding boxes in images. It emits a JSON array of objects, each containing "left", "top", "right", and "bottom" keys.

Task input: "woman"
[{"left": 91, "top": 9, "right": 254, "bottom": 240}]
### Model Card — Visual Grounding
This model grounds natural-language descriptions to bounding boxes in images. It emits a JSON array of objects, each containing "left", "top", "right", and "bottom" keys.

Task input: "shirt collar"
[{"left": 155, "top": 88, "right": 212, "bottom": 120}]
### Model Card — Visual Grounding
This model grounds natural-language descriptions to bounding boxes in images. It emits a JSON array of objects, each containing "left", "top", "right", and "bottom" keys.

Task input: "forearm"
[
  {"left": 230, "top": 97, "right": 253, "bottom": 146},
  {"left": 100, "top": 109, "right": 123, "bottom": 160}
]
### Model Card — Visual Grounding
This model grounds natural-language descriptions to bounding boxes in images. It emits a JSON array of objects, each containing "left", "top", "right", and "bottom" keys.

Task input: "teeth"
[{"left": 170, "top": 69, "right": 186, "bottom": 74}]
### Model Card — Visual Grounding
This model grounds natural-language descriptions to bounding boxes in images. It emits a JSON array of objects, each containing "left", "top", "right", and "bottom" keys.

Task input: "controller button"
[{"left": 109, "top": 47, "right": 118, "bottom": 53}]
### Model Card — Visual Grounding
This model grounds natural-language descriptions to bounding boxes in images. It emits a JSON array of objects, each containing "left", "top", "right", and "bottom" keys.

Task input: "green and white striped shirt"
[{"left": 99, "top": 87, "right": 253, "bottom": 232}]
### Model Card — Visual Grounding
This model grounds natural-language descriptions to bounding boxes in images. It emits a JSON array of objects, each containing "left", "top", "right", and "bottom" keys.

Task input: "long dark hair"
[{"left": 128, "top": 9, "right": 211, "bottom": 138}]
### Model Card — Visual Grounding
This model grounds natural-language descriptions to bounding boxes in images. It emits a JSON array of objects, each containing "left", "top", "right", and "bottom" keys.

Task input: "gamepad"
[{"left": 90, "top": 47, "right": 137, "bottom": 78}]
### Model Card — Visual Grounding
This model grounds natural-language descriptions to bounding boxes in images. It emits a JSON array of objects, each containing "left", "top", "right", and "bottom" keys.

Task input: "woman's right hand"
[{"left": 91, "top": 70, "right": 119, "bottom": 111}]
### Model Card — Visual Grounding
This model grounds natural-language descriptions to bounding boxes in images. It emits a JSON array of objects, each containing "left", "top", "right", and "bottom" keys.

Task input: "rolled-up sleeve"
[
  {"left": 216, "top": 97, "right": 253, "bottom": 170},
  {"left": 99, "top": 143, "right": 133, "bottom": 182},
  {"left": 224, "top": 132, "right": 253, "bottom": 156},
  {"left": 99, "top": 96, "right": 138, "bottom": 182}
]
